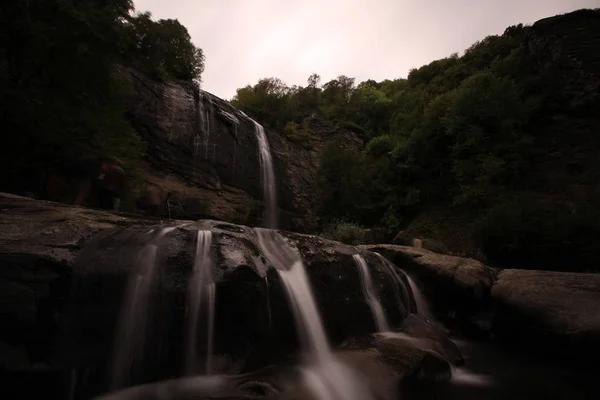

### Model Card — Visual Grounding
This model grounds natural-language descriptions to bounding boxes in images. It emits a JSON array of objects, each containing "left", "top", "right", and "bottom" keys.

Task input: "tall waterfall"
[
  {"left": 353, "top": 254, "right": 390, "bottom": 332},
  {"left": 110, "top": 227, "right": 177, "bottom": 390},
  {"left": 185, "top": 230, "right": 216, "bottom": 375},
  {"left": 248, "top": 118, "right": 277, "bottom": 228},
  {"left": 250, "top": 112, "right": 373, "bottom": 399}
]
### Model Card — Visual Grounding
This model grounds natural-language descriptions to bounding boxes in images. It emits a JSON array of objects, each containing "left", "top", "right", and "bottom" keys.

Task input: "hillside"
[{"left": 231, "top": 9, "right": 600, "bottom": 272}]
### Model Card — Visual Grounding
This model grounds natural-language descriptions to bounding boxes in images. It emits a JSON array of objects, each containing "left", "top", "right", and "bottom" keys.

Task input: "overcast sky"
[{"left": 133, "top": 0, "right": 598, "bottom": 100}]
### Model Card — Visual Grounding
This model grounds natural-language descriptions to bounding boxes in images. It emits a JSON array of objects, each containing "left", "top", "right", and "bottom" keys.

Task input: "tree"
[
  {"left": 0, "top": 0, "right": 143, "bottom": 194},
  {"left": 124, "top": 13, "right": 205, "bottom": 82}
]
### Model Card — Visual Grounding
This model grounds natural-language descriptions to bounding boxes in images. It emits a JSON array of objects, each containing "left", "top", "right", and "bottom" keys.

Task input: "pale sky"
[{"left": 133, "top": 0, "right": 599, "bottom": 100}]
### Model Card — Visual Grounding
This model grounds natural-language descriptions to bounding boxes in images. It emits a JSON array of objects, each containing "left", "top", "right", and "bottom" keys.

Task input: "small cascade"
[
  {"left": 111, "top": 227, "right": 177, "bottom": 390},
  {"left": 247, "top": 118, "right": 277, "bottom": 228},
  {"left": 405, "top": 273, "right": 431, "bottom": 318},
  {"left": 204, "top": 106, "right": 211, "bottom": 162},
  {"left": 352, "top": 254, "right": 390, "bottom": 332},
  {"left": 256, "top": 229, "right": 373, "bottom": 400},
  {"left": 375, "top": 253, "right": 412, "bottom": 316},
  {"left": 185, "top": 230, "right": 216, "bottom": 375},
  {"left": 232, "top": 123, "right": 238, "bottom": 170},
  {"left": 196, "top": 93, "right": 206, "bottom": 160},
  {"left": 265, "top": 275, "right": 272, "bottom": 327},
  {"left": 193, "top": 134, "right": 202, "bottom": 157}
]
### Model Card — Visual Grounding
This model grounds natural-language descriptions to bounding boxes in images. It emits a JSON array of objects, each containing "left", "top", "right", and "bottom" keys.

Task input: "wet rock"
[
  {"left": 362, "top": 244, "right": 497, "bottom": 338},
  {"left": 49, "top": 220, "right": 411, "bottom": 395},
  {"left": 337, "top": 333, "right": 453, "bottom": 390},
  {"left": 126, "top": 70, "right": 363, "bottom": 231},
  {"left": 362, "top": 245, "right": 496, "bottom": 301},
  {"left": 0, "top": 340, "right": 30, "bottom": 370},
  {"left": 400, "top": 314, "right": 464, "bottom": 365},
  {"left": 492, "top": 269, "right": 600, "bottom": 354}
]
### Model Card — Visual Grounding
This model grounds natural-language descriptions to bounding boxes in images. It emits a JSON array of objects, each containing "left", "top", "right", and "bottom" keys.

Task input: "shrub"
[{"left": 320, "top": 220, "right": 368, "bottom": 245}]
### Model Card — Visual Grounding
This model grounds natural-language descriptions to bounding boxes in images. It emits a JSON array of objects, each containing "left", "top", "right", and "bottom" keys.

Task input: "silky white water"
[
  {"left": 405, "top": 273, "right": 431, "bottom": 318},
  {"left": 185, "top": 230, "right": 215, "bottom": 375},
  {"left": 375, "top": 252, "right": 430, "bottom": 317},
  {"left": 111, "top": 227, "right": 177, "bottom": 390},
  {"left": 374, "top": 252, "right": 412, "bottom": 316},
  {"left": 353, "top": 254, "right": 390, "bottom": 332},
  {"left": 256, "top": 228, "right": 373, "bottom": 400},
  {"left": 249, "top": 119, "right": 277, "bottom": 228}
]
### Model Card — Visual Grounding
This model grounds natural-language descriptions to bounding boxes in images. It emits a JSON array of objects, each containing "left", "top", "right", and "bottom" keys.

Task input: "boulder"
[
  {"left": 365, "top": 243, "right": 600, "bottom": 357},
  {"left": 491, "top": 269, "right": 600, "bottom": 353},
  {"left": 362, "top": 244, "right": 497, "bottom": 338}
]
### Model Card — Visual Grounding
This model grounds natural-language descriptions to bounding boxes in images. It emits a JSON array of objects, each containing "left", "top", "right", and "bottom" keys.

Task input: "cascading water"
[
  {"left": 246, "top": 114, "right": 372, "bottom": 399},
  {"left": 185, "top": 230, "right": 215, "bottom": 376},
  {"left": 353, "top": 254, "right": 390, "bottom": 332},
  {"left": 204, "top": 99, "right": 211, "bottom": 162},
  {"left": 111, "top": 227, "right": 177, "bottom": 390},
  {"left": 248, "top": 118, "right": 277, "bottom": 228},
  {"left": 405, "top": 273, "right": 431, "bottom": 318},
  {"left": 256, "top": 229, "right": 374, "bottom": 400},
  {"left": 375, "top": 252, "right": 430, "bottom": 317}
]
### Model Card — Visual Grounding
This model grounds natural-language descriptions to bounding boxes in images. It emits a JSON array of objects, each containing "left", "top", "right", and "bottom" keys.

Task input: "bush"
[
  {"left": 474, "top": 197, "right": 600, "bottom": 272},
  {"left": 320, "top": 220, "right": 368, "bottom": 245}
]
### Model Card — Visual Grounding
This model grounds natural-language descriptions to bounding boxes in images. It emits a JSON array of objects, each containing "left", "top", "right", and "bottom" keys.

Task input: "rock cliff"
[{"left": 126, "top": 69, "right": 362, "bottom": 230}]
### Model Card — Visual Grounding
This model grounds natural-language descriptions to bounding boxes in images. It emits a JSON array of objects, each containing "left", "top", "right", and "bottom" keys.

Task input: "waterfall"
[
  {"left": 247, "top": 118, "right": 277, "bottom": 228},
  {"left": 352, "top": 254, "right": 390, "bottom": 332},
  {"left": 110, "top": 227, "right": 177, "bottom": 390},
  {"left": 375, "top": 252, "right": 430, "bottom": 317},
  {"left": 196, "top": 94, "right": 206, "bottom": 160},
  {"left": 405, "top": 273, "right": 431, "bottom": 318},
  {"left": 185, "top": 230, "right": 216, "bottom": 375},
  {"left": 375, "top": 253, "right": 412, "bottom": 316},
  {"left": 255, "top": 229, "right": 373, "bottom": 400},
  {"left": 204, "top": 107, "right": 211, "bottom": 162}
]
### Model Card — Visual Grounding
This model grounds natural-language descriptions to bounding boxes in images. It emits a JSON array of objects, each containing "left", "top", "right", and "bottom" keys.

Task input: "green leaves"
[{"left": 123, "top": 13, "right": 204, "bottom": 82}]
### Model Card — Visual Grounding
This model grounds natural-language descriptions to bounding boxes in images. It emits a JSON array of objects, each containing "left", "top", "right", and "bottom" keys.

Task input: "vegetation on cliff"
[
  {"left": 0, "top": 0, "right": 204, "bottom": 200},
  {"left": 232, "top": 9, "right": 600, "bottom": 272}
]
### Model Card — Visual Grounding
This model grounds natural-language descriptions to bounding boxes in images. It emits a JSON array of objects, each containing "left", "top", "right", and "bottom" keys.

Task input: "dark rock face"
[
  {"left": 492, "top": 269, "right": 600, "bottom": 351},
  {"left": 362, "top": 244, "right": 497, "bottom": 339},
  {"left": 126, "top": 70, "right": 362, "bottom": 230},
  {"left": 362, "top": 244, "right": 600, "bottom": 359},
  {"left": 528, "top": 9, "right": 600, "bottom": 110},
  {"left": 63, "top": 221, "right": 410, "bottom": 389},
  {"left": 0, "top": 195, "right": 417, "bottom": 397},
  {"left": 0, "top": 194, "right": 153, "bottom": 372}
]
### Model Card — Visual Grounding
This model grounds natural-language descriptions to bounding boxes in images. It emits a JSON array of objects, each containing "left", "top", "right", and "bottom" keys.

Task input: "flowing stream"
[
  {"left": 110, "top": 227, "right": 177, "bottom": 390},
  {"left": 375, "top": 252, "right": 430, "bottom": 317},
  {"left": 353, "top": 254, "right": 390, "bottom": 332},
  {"left": 256, "top": 229, "right": 373, "bottom": 400},
  {"left": 185, "top": 230, "right": 216, "bottom": 375}
]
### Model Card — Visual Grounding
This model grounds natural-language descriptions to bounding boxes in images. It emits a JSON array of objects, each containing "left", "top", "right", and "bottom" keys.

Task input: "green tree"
[
  {"left": 124, "top": 13, "right": 205, "bottom": 82},
  {"left": 0, "top": 0, "right": 143, "bottom": 194}
]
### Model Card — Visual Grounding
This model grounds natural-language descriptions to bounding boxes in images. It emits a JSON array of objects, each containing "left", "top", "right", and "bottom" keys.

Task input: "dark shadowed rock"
[
  {"left": 364, "top": 242, "right": 600, "bottom": 358},
  {"left": 491, "top": 269, "right": 600, "bottom": 352},
  {"left": 362, "top": 244, "right": 497, "bottom": 338},
  {"left": 61, "top": 221, "right": 411, "bottom": 389},
  {"left": 126, "top": 70, "right": 362, "bottom": 230}
]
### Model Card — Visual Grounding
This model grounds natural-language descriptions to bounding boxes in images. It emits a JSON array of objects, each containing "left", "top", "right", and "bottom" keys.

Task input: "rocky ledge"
[
  {"left": 364, "top": 244, "right": 600, "bottom": 356},
  {"left": 0, "top": 193, "right": 456, "bottom": 399}
]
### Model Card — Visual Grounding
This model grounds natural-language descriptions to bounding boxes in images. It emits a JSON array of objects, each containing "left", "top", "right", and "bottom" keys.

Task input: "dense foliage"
[
  {"left": 232, "top": 12, "right": 600, "bottom": 272},
  {"left": 0, "top": 0, "right": 204, "bottom": 201}
]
